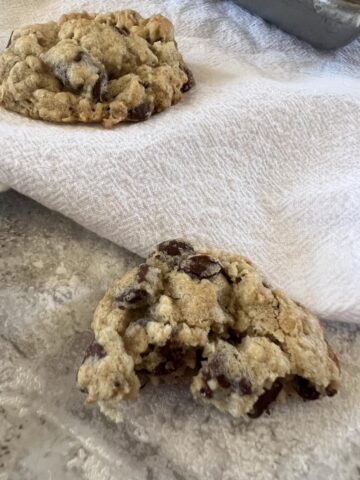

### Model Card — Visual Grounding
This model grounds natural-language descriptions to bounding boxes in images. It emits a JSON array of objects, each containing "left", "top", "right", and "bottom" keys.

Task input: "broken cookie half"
[{"left": 77, "top": 239, "right": 340, "bottom": 421}]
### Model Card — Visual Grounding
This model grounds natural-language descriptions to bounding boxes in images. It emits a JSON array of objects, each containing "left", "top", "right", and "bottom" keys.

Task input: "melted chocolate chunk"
[
  {"left": 200, "top": 385, "right": 213, "bottom": 399},
  {"left": 49, "top": 52, "right": 107, "bottom": 99},
  {"left": 157, "top": 239, "right": 195, "bottom": 257},
  {"left": 180, "top": 255, "right": 222, "bottom": 279},
  {"left": 127, "top": 102, "right": 154, "bottom": 122},
  {"left": 248, "top": 378, "right": 283, "bottom": 418},
  {"left": 137, "top": 264, "right": 149, "bottom": 283},
  {"left": 6, "top": 31, "right": 13, "bottom": 49},
  {"left": 115, "top": 288, "right": 148, "bottom": 309},
  {"left": 217, "top": 374, "right": 231, "bottom": 389},
  {"left": 83, "top": 342, "right": 107, "bottom": 362},
  {"left": 239, "top": 377, "right": 253, "bottom": 395},
  {"left": 181, "top": 66, "right": 195, "bottom": 93},
  {"left": 92, "top": 75, "right": 104, "bottom": 102},
  {"left": 295, "top": 376, "right": 320, "bottom": 401},
  {"left": 115, "top": 26, "right": 129, "bottom": 36},
  {"left": 220, "top": 267, "right": 233, "bottom": 284}
]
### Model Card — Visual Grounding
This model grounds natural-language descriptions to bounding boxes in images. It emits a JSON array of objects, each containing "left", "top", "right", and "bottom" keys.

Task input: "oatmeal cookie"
[
  {"left": 77, "top": 239, "right": 340, "bottom": 420},
  {"left": 0, "top": 10, "right": 194, "bottom": 127}
]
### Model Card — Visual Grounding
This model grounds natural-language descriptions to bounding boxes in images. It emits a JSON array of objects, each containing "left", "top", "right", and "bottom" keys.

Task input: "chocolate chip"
[
  {"left": 180, "top": 255, "right": 222, "bottom": 279},
  {"left": 137, "top": 264, "right": 149, "bottom": 283},
  {"left": 248, "top": 378, "right": 283, "bottom": 418},
  {"left": 115, "top": 288, "right": 148, "bottom": 309},
  {"left": 6, "top": 31, "right": 13, "bottom": 49},
  {"left": 83, "top": 342, "right": 107, "bottom": 362},
  {"left": 200, "top": 385, "right": 213, "bottom": 399},
  {"left": 157, "top": 239, "right": 195, "bottom": 257},
  {"left": 326, "top": 385, "right": 337, "bottom": 397},
  {"left": 80, "top": 387, "right": 88, "bottom": 394},
  {"left": 47, "top": 52, "right": 107, "bottom": 98},
  {"left": 295, "top": 376, "right": 320, "bottom": 401},
  {"left": 114, "top": 381, "right": 121, "bottom": 388},
  {"left": 181, "top": 66, "right": 195, "bottom": 93},
  {"left": 158, "top": 343, "right": 184, "bottom": 370},
  {"left": 220, "top": 268, "right": 233, "bottom": 284},
  {"left": 217, "top": 374, "right": 231, "bottom": 389},
  {"left": 239, "top": 377, "right": 253, "bottom": 395},
  {"left": 226, "top": 329, "right": 244, "bottom": 347},
  {"left": 92, "top": 75, "right": 104, "bottom": 102},
  {"left": 139, "top": 80, "right": 150, "bottom": 89},
  {"left": 127, "top": 102, "right": 154, "bottom": 122},
  {"left": 115, "top": 26, "right": 129, "bottom": 36}
]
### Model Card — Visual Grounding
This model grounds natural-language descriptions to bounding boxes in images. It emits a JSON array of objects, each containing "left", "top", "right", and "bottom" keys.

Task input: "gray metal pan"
[{"left": 233, "top": 0, "right": 360, "bottom": 49}]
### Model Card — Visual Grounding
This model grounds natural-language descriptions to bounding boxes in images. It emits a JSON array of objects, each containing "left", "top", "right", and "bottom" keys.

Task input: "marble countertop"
[{"left": 1, "top": 190, "right": 360, "bottom": 480}]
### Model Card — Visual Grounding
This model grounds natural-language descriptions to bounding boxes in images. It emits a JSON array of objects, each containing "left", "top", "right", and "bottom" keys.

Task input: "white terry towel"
[{"left": 0, "top": 0, "right": 359, "bottom": 323}]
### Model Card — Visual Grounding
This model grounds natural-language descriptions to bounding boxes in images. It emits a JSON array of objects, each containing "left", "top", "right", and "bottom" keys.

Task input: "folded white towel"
[{"left": 0, "top": 0, "right": 359, "bottom": 322}]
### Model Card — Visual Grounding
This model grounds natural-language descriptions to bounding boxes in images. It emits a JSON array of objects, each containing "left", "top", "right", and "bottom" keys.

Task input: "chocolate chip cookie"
[
  {"left": 0, "top": 10, "right": 194, "bottom": 127},
  {"left": 77, "top": 239, "right": 340, "bottom": 420}
]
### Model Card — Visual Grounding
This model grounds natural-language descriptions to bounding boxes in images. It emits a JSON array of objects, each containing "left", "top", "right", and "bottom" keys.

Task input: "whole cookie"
[
  {"left": 77, "top": 239, "right": 340, "bottom": 420},
  {"left": 0, "top": 10, "right": 194, "bottom": 127}
]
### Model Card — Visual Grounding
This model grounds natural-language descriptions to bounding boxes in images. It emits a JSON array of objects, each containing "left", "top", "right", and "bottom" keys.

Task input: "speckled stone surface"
[{"left": 1, "top": 190, "right": 360, "bottom": 480}]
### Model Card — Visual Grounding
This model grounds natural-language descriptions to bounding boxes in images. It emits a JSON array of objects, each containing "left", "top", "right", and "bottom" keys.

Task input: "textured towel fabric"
[{"left": 0, "top": 0, "right": 359, "bottom": 323}]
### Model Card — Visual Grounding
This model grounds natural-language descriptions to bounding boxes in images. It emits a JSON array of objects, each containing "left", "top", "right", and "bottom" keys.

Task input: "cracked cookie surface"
[
  {"left": 0, "top": 10, "right": 194, "bottom": 127},
  {"left": 77, "top": 239, "right": 340, "bottom": 420}
]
